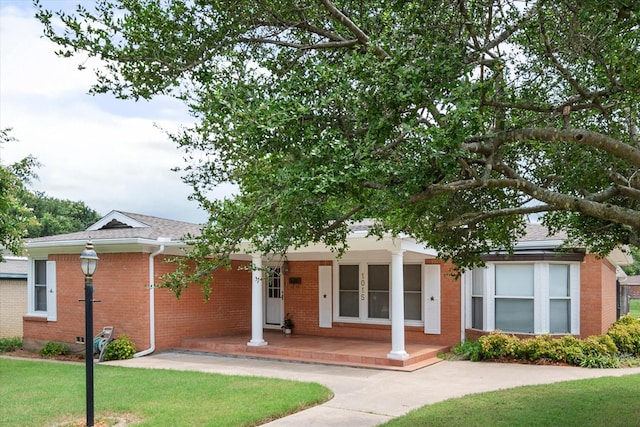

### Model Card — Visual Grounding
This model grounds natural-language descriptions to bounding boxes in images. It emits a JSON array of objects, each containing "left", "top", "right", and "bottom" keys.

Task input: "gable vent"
[{"left": 99, "top": 219, "right": 133, "bottom": 230}]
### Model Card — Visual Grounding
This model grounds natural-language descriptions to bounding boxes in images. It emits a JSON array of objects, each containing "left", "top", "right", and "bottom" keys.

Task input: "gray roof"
[
  {"left": 0, "top": 256, "right": 27, "bottom": 279},
  {"left": 519, "top": 223, "right": 566, "bottom": 242},
  {"left": 620, "top": 275, "right": 640, "bottom": 285},
  {"left": 25, "top": 212, "right": 564, "bottom": 250},
  {"left": 26, "top": 211, "right": 202, "bottom": 244}
]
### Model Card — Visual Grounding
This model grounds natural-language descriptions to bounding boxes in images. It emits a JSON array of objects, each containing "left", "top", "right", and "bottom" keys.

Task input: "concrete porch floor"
[{"left": 179, "top": 331, "right": 449, "bottom": 371}]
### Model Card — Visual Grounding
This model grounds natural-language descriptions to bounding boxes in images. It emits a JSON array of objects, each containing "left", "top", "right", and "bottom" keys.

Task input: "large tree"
[
  {"left": 0, "top": 129, "right": 38, "bottom": 260},
  {"left": 36, "top": 0, "right": 640, "bottom": 295},
  {"left": 19, "top": 191, "right": 101, "bottom": 238}
]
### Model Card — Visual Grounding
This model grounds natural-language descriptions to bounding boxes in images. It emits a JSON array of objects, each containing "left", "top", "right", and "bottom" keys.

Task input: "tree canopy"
[
  {"left": 36, "top": 0, "right": 640, "bottom": 295},
  {"left": 0, "top": 129, "right": 38, "bottom": 260},
  {"left": 20, "top": 191, "right": 101, "bottom": 238}
]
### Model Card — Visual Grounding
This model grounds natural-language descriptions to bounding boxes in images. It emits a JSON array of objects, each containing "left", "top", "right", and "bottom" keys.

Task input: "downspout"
[{"left": 134, "top": 241, "right": 166, "bottom": 357}]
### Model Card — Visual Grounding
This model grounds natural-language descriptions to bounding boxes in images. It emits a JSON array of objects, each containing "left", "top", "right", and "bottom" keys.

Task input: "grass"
[
  {"left": 0, "top": 358, "right": 332, "bottom": 426},
  {"left": 630, "top": 299, "right": 640, "bottom": 317},
  {"left": 381, "top": 373, "right": 640, "bottom": 427}
]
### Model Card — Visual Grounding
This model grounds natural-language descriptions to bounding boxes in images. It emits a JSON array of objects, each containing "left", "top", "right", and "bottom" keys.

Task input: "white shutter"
[
  {"left": 46, "top": 261, "right": 57, "bottom": 321},
  {"left": 318, "top": 266, "right": 332, "bottom": 328},
  {"left": 424, "top": 264, "right": 441, "bottom": 334}
]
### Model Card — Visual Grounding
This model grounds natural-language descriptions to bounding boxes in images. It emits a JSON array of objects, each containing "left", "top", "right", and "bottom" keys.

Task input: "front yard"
[
  {"left": 0, "top": 358, "right": 332, "bottom": 426},
  {"left": 383, "top": 373, "right": 640, "bottom": 427}
]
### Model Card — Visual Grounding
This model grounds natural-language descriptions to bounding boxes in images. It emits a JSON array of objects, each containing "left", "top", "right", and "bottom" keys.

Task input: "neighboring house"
[
  {"left": 22, "top": 210, "right": 632, "bottom": 363},
  {"left": 620, "top": 274, "right": 640, "bottom": 298},
  {"left": 0, "top": 254, "right": 28, "bottom": 338}
]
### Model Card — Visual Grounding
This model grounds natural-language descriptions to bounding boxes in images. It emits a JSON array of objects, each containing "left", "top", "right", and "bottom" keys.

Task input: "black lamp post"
[{"left": 80, "top": 241, "right": 98, "bottom": 427}]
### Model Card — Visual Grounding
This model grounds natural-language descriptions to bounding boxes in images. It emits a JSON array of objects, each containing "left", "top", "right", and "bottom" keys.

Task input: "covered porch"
[{"left": 179, "top": 331, "right": 449, "bottom": 371}]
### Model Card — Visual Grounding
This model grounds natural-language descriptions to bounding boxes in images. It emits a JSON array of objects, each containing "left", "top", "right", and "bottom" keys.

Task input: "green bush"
[
  {"left": 452, "top": 340, "right": 483, "bottom": 361},
  {"left": 39, "top": 341, "right": 70, "bottom": 357},
  {"left": 478, "top": 332, "right": 520, "bottom": 359},
  {"left": 0, "top": 337, "right": 22, "bottom": 353},
  {"left": 583, "top": 334, "right": 618, "bottom": 357},
  {"left": 102, "top": 334, "right": 137, "bottom": 361},
  {"left": 579, "top": 354, "right": 621, "bottom": 369},
  {"left": 459, "top": 315, "right": 640, "bottom": 368},
  {"left": 607, "top": 315, "right": 640, "bottom": 356}
]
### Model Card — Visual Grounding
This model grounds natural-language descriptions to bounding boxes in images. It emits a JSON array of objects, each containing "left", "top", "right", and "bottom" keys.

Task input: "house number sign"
[{"left": 360, "top": 272, "right": 365, "bottom": 301}]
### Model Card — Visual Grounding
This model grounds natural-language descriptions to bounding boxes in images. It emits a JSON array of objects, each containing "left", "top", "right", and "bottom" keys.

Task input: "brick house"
[{"left": 22, "top": 210, "right": 631, "bottom": 364}]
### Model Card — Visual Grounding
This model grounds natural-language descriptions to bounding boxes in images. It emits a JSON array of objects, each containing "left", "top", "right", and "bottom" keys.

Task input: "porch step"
[{"left": 179, "top": 333, "right": 448, "bottom": 371}]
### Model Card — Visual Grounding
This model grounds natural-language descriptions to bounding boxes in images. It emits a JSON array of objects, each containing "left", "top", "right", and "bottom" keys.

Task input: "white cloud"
[{"left": 0, "top": 2, "right": 234, "bottom": 224}]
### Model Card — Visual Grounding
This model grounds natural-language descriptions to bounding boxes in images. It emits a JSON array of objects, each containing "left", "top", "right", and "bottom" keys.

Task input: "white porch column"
[
  {"left": 247, "top": 254, "right": 268, "bottom": 347},
  {"left": 388, "top": 249, "right": 409, "bottom": 360}
]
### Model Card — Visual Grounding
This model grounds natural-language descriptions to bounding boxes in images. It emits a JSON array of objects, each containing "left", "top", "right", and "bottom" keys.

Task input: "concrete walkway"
[{"left": 105, "top": 352, "right": 640, "bottom": 426}]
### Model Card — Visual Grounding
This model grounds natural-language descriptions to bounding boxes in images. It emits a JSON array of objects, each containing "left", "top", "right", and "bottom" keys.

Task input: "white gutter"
[{"left": 134, "top": 239, "right": 168, "bottom": 357}]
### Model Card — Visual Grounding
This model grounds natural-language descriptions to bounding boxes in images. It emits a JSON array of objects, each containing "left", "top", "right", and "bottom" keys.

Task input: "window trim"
[
  {"left": 332, "top": 259, "right": 425, "bottom": 327},
  {"left": 27, "top": 259, "right": 57, "bottom": 321},
  {"left": 468, "top": 261, "right": 579, "bottom": 335}
]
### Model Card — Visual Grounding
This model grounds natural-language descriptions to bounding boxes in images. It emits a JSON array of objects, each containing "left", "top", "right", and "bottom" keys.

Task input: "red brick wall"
[
  {"left": 279, "top": 259, "right": 461, "bottom": 347},
  {"left": 22, "top": 253, "right": 496, "bottom": 352},
  {"left": 153, "top": 259, "right": 253, "bottom": 349},
  {"left": 580, "top": 254, "right": 617, "bottom": 338},
  {"left": 23, "top": 254, "right": 255, "bottom": 352},
  {"left": 23, "top": 253, "right": 149, "bottom": 351},
  {"left": 279, "top": 260, "right": 329, "bottom": 336}
]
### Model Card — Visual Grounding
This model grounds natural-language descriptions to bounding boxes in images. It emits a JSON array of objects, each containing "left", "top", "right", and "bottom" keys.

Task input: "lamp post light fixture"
[{"left": 80, "top": 241, "right": 98, "bottom": 427}]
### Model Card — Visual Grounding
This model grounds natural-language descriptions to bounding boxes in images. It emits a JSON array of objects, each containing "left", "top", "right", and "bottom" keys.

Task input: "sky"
[{"left": 0, "top": 0, "right": 233, "bottom": 224}]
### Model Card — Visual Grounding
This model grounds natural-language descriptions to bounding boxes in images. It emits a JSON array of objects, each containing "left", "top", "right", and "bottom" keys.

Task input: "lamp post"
[{"left": 80, "top": 241, "right": 98, "bottom": 427}]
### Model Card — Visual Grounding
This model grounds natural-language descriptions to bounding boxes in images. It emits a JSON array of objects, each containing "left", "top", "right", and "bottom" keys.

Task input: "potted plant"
[{"left": 282, "top": 313, "right": 294, "bottom": 335}]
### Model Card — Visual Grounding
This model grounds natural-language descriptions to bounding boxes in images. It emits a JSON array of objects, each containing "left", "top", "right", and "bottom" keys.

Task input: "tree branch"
[
  {"left": 318, "top": 0, "right": 390, "bottom": 60},
  {"left": 494, "top": 162, "right": 640, "bottom": 229},
  {"left": 464, "top": 128, "right": 640, "bottom": 168},
  {"left": 238, "top": 37, "right": 358, "bottom": 50},
  {"left": 436, "top": 204, "right": 559, "bottom": 229}
]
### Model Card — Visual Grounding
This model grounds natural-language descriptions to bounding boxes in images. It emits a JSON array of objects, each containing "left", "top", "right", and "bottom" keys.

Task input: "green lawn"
[
  {"left": 382, "top": 373, "right": 640, "bottom": 427},
  {"left": 630, "top": 299, "right": 640, "bottom": 317},
  {"left": 0, "top": 358, "right": 332, "bottom": 426}
]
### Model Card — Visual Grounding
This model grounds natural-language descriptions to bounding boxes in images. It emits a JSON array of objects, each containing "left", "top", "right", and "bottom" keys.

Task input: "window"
[
  {"left": 549, "top": 264, "right": 570, "bottom": 334},
  {"left": 337, "top": 262, "right": 423, "bottom": 323},
  {"left": 339, "top": 265, "right": 359, "bottom": 317},
  {"left": 34, "top": 260, "right": 47, "bottom": 312},
  {"left": 469, "top": 262, "right": 578, "bottom": 335},
  {"left": 495, "top": 264, "right": 534, "bottom": 333},
  {"left": 404, "top": 265, "right": 422, "bottom": 321},
  {"left": 266, "top": 267, "right": 282, "bottom": 299},
  {"left": 471, "top": 267, "right": 484, "bottom": 329},
  {"left": 28, "top": 259, "right": 56, "bottom": 321},
  {"left": 368, "top": 265, "right": 389, "bottom": 319}
]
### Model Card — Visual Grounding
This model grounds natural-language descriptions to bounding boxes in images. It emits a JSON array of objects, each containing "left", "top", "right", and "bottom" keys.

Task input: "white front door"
[{"left": 265, "top": 267, "right": 283, "bottom": 326}]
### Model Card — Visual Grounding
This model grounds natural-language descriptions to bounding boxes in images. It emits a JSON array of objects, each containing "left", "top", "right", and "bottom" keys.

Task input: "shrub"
[
  {"left": 39, "top": 341, "right": 70, "bottom": 357},
  {"left": 454, "top": 315, "right": 640, "bottom": 368},
  {"left": 579, "top": 354, "right": 621, "bottom": 369},
  {"left": 102, "top": 334, "right": 137, "bottom": 361},
  {"left": 452, "top": 340, "right": 483, "bottom": 361},
  {"left": 583, "top": 334, "right": 618, "bottom": 357},
  {"left": 0, "top": 337, "right": 22, "bottom": 353},
  {"left": 607, "top": 315, "right": 640, "bottom": 356},
  {"left": 478, "top": 332, "right": 520, "bottom": 359}
]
